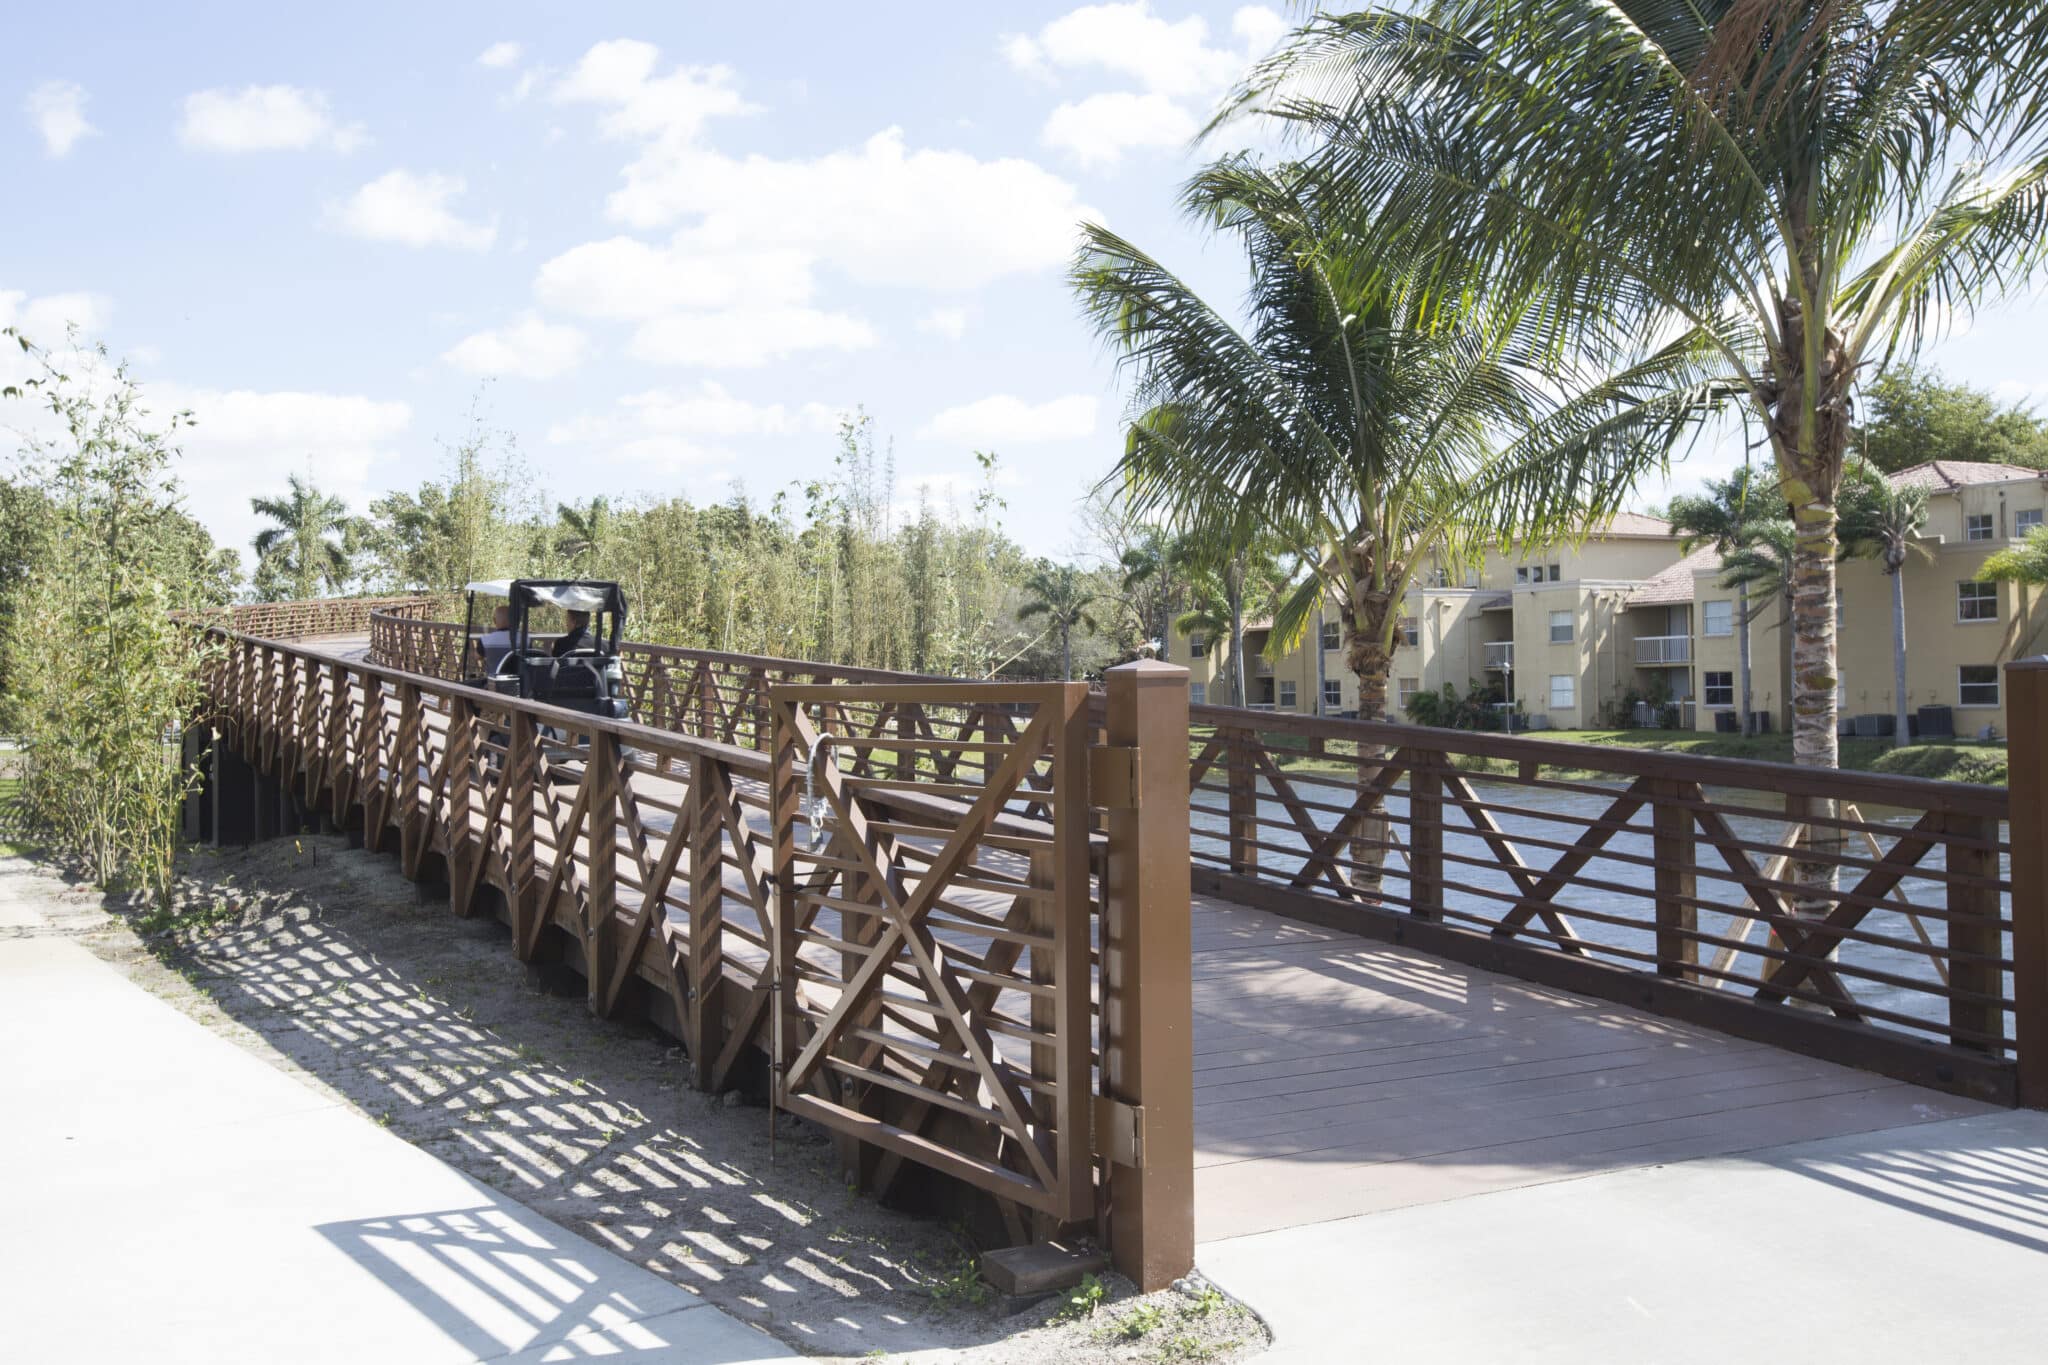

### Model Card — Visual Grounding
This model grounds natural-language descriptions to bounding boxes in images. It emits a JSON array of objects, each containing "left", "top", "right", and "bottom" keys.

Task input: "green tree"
[
  {"left": 1072, "top": 162, "right": 1678, "bottom": 723},
  {"left": 1667, "top": 466, "right": 1777, "bottom": 734},
  {"left": 3, "top": 338, "right": 221, "bottom": 907},
  {"left": 1839, "top": 467, "right": 1931, "bottom": 746},
  {"left": 1981, "top": 527, "right": 2048, "bottom": 587},
  {"left": 1859, "top": 365, "right": 2048, "bottom": 473},
  {"left": 554, "top": 496, "right": 614, "bottom": 570},
  {"left": 1236, "top": 3, "right": 2048, "bottom": 778},
  {"left": 1017, "top": 561, "right": 1099, "bottom": 681},
  {"left": 251, "top": 473, "right": 353, "bottom": 601}
]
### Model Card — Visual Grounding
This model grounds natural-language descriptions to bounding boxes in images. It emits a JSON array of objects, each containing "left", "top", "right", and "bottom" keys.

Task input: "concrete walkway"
[
  {"left": 1201, "top": 1105, "right": 2048, "bottom": 1363},
  {"left": 0, "top": 875, "right": 803, "bottom": 1364}
]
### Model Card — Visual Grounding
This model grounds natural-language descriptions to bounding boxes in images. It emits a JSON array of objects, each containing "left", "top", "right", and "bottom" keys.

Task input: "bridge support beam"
[
  {"left": 2005, "top": 660, "right": 2048, "bottom": 1108},
  {"left": 210, "top": 734, "right": 258, "bottom": 848},
  {"left": 1098, "top": 660, "right": 1194, "bottom": 1291}
]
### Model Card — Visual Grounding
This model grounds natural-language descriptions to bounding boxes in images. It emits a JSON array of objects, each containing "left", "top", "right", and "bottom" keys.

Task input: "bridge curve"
[{"left": 188, "top": 596, "right": 2043, "bottom": 1282}]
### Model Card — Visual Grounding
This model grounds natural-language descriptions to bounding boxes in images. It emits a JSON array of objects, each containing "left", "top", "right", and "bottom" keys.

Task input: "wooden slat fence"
[
  {"left": 193, "top": 607, "right": 1195, "bottom": 1284},
  {"left": 1179, "top": 703, "right": 2029, "bottom": 1104}
]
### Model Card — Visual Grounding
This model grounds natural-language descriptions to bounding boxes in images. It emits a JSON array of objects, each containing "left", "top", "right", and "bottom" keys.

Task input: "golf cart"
[{"left": 462, "top": 578, "right": 631, "bottom": 721}]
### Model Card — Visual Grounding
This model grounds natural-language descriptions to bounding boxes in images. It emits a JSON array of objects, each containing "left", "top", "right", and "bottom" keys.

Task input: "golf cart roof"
[{"left": 465, "top": 579, "right": 622, "bottom": 613}]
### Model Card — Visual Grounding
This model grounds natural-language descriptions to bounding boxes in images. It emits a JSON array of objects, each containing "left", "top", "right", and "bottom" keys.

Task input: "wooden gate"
[{"left": 766, "top": 683, "right": 1096, "bottom": 1225}]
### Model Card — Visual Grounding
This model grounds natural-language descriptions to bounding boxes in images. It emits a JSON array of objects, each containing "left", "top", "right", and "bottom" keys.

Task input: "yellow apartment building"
[{"left": 1167, "top": 462, "right": 2048, "bottom": 738}]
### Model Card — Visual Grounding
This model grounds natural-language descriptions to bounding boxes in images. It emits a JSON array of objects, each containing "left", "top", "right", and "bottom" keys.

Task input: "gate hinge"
[
  {"left": 1088, "top": 745, "right": 1142, "bottom": 810},
  {"left": 1093, "top": 1094, "right": 1145, "bottom": 1168}
]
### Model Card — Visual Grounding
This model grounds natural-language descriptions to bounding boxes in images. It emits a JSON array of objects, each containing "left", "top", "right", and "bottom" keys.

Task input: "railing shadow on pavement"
[
  {"left": 316, "top": 1204, "right": 781, "bottom": 1363},
  {"left": 1776, "top": 1124, "right": 2048, "bottom": 1256}
]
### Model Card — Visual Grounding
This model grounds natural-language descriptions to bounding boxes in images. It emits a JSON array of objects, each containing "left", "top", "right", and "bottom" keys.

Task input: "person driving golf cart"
[{"left": 460, "top": 579, "right": 630, "bottom": 720}]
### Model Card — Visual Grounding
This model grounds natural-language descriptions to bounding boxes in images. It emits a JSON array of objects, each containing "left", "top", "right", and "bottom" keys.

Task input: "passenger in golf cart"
[{"left": 461, "top": 579, "right": 630, "bottom": 721}]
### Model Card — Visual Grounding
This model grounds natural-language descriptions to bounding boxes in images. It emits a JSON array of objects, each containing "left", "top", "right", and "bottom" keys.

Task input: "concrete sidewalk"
[
  {"left": 1201, "top": 1104, "right": 2048, "bottom": 1364},
  {"left": 0, "top": 879, "right": 803, "bottom": 1364}
]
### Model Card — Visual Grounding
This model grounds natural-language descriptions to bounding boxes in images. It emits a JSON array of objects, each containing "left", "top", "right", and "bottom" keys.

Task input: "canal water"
[{"left": 1191, "top": 774, "right": 2013, "bottom": 1045}]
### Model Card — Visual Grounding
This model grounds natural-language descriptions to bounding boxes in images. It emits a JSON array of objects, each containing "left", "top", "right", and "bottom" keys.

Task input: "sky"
[{"left": 5, "top": 2, "right": 2045, "bottom": 575}]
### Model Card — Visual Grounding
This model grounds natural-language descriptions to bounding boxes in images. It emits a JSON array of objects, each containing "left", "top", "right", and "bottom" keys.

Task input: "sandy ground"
[{"left": 49, "top": 835, "right": 1265, "bottom": 1364}]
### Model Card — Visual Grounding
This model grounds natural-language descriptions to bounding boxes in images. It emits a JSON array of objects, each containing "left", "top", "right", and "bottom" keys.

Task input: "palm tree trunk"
[
  {"left": 1061, "top": 625, "right": 1072, "bottom": 682},
  {"left": 1314, "top": 609, "right": 1328, "bottom": 716},
  {"left": 1227, "top": 580, "right": 1246, "bottom": 708},
  {"left": 1781, "top": 355, "right": 1848, "bottom": 914},
  {"left": 1342, "top": 558, "right": 1395, "bottom": 901},
  {"left": 1890, "top": 567, "right": 1909, "bottom": 749},
  {"left": 1737, "top": 580, "right": 1754, "bottom": 738}
]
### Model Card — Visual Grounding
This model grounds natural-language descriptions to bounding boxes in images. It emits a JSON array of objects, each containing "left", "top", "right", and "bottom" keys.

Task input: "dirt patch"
[{"left": 70, "top": 836, "right": 1264, "bottom": 1364}]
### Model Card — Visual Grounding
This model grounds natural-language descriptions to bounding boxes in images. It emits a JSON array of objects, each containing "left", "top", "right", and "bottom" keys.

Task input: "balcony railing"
[
  {"left": 1483, "top": 641, "right": 1514, "bottom": 670},
  {"left": 1636, "top": 634, "right": 1692, "bottom": 665}
]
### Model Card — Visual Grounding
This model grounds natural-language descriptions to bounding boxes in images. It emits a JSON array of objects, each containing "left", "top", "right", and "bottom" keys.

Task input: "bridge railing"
[
  {"left": 1184, "top": 701, "right": 2035, "bottom": 1106},
  {"left": 359, "top": 602, "right": 2045, "bottom": 1109},
  {"left": 196, "top": 612, "right": 1196, "bottom": 1287}
]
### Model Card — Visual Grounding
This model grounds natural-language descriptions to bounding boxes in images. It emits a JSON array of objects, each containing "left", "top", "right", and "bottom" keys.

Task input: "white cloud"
[
  {"left": 601, "top": 126, "right": 1096, "bottom": 292},
  {"left": 1004, "top": 2, "right": 1271, "bottom": 98},
  {"left": 554, "top": 39, "right": 756, "bottom": 145},
  {"left": 1043, "top": 91, "right": 1197, "bottom": 168},
  {"left": 1007, "top": 3, "right": 1285, "bottom": 166},
  {"left": 26, "top": 81, "right": 95, "bottom": 158},
  {"left": 534, "top": 237, "right": 813, "bottom": 319},
  {"left": 0, "top": 288, "right": 111, "bottom": 347},
  {"left": 151, "top": 383, "right": 411, "bottom": 557},
  {"left": 332, "top": 170, "right": 496, "bottom": 250},
  {"left": 442, "top": 312, "right": 587, "bottom": 379},
  {"left": 919, "top": 394, "right": 1097, "bottom": 444},
  {"left": 477, "top": 41, "right": 523, "bottom": 69},
  {"left": 177, "top": 85, "right": 365, "bottom": 153},
  {"left": 550, "top": 382, "right": 842, "bottom": 443},
  {"left": 629, "top": 307, "right": 878, "bottom": 369},
  {"left": 916, "top": 307, "right": 969, "bottom": 341}
]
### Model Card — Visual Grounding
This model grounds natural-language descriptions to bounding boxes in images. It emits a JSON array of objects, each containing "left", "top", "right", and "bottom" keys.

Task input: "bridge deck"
[
  {"left": 265, "top": 630, "right": 1996, "bottom": 1245},
  {"left": 1188, "top": 897, "right": 1990, "bottom": 1241}
]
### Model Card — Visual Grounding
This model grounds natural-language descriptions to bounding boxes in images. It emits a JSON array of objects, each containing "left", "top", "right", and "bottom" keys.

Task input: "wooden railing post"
[
  {"left": 586, "top": 731, "right": 620, "bottom": 1011},
  {"left": 1225, "top": 725, "right": 1257, "bottom": 874},
  {"left": 1099, "top": 660, "right": 1193, "bottom": 1291},
  {"left": 1407, "top": 750, "right": 1443, "bottom": 919},
  {"left": 506, "top": 712, "right": 539, "bottom": 959},
  {"left": 685, "top": 756, "right": 727, "bottom": 1090},
  {"left": 1652, "top": 779, "right": 1698, "bottom": 980},
  {"left": 2003, "top": 660, "right": 2048, "bottom": 1106}
]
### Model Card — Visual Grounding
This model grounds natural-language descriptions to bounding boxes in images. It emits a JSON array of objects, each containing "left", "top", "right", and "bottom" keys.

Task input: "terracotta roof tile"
[
  {"left": 1887, "top": 460, "right": 2044, "bottom": 492},
  {"left": 1628, "top": 545, "right": 1721, "bottom": 608}
]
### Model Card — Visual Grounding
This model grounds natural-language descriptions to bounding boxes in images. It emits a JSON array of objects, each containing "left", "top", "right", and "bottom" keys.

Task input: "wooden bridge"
[{"left": 184, "top": 597, "right": 2048, "bottom": 1288}]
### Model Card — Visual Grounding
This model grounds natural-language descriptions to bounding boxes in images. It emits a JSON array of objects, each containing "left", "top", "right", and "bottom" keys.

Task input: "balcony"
[
  {"left": 1636, "top": 634, "right": 1692, "bottom": 665},
  {"left": 1483, "top": 641, "right": 1514, "bottom": 671}
]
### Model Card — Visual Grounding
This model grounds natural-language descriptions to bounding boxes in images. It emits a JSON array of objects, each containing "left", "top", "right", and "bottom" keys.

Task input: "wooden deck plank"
[{"left": 1186, "top": 888, "right": 1995, "bottom": 1243}]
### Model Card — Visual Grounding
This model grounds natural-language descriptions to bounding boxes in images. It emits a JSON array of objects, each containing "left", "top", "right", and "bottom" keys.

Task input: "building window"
[
  {"left": 1398, "top": 677, "right": 1419, "bottom": 708},
  {"left": 1323, "top": 679, "right": 1343, "bottom": 709},
  {"left": 1548, "top": 609, "right": 1573, "bottom": 643},
  {"left": 1515, "top": 567, "right": 1529, "bottom": 584},
  {"left": 1188, "top": 634, "right": 1207, "bottom": 658},
  {"left": 1321, "top": 619, "right": 1340, "bottom": 651},
  {"left": 1278, "top": 681, "right": 1297, "bottom": 709},
  {"left": 1967, "top": 513, "right": 1995, "bottom": 542},
  {"left": 1702, "top": 600, "right": 1733, "bottom": 637},
  {"left": 1189, "top": 682, "right": 1206, "bottom": 706},
  {"left": 1704, "top": 671, "right": 1734, "bottom": 707},
  {"left": 1400, "top": 617, "right": 1419, "bottom": 647},
  {"left": 1548, "top": 564, "right": 1562, "bottom": 582},
  {"left": 1548, "top": 674, "right": 1574, "bottom": 709},
  {"left": 1959, "top": 666, "right": 2000, "bottom": 707},
  {"left": 2018, "top": 509, "right": 2044, "bottom": 535},
  {"left": 1958, "top": 581, "right": 1999, "bottom": 622}
]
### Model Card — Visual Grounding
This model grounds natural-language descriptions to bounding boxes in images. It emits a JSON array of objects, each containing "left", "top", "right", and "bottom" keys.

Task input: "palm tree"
[
  {"left": 1173, "top": 573, "right": 1235, "bottom": 700},
  {"left": 1116, "top": 526, "right": 1193, "bottom": 662},
  {"left": 1977, "top": 524, "right": 2048, "bottom": 658},
  {"left": 556, "top": 496, "right": 613, "bottom": 569},
  {"left": 1668, "top": 465, "right": 1773, "bottom": 735},
  {"left": 1231, "top": 3, "right": 2048, "bottom": 774},
  {"left": 1072, "top": 161, "right": 1691, "bottom": 725},
  {"left": 1018, "top": 561, "right": 1100, "bottom": 681},
  {"left": 1839, "top": 467, "right": 1930, "bottom": 747},
  {"left": 251, "top": 474, "right": 352, "bottom": 601}
]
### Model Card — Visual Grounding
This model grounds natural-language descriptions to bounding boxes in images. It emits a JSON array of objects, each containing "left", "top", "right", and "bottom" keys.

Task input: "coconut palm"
[
  {"left": 1018, "top": 561, "right": 1100, "bottom": 681},
  {"left": 251, "top": 474, "right": 353, "bottom": 601},
  {"left": 1229, "top": 2, "right": 2048, "bottom": 773},
  {"left": 1072, "top": 160, "right": 1703, "bottom": 724},
  {"left": 1839, "top": 467, "right": 1930, "bottom": 747},
  {"left": 556, "top": 496, "right": 613, "bottom": 569},
  {"left": 1668, "top": 465, "right": 1772, "bottom": 734},
  {"left": 1978, "top": 524, "right": 2048, "bottom": 657},
  {"left": 1174, "top": 573, "right": 1236, "bottom": 700}
]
